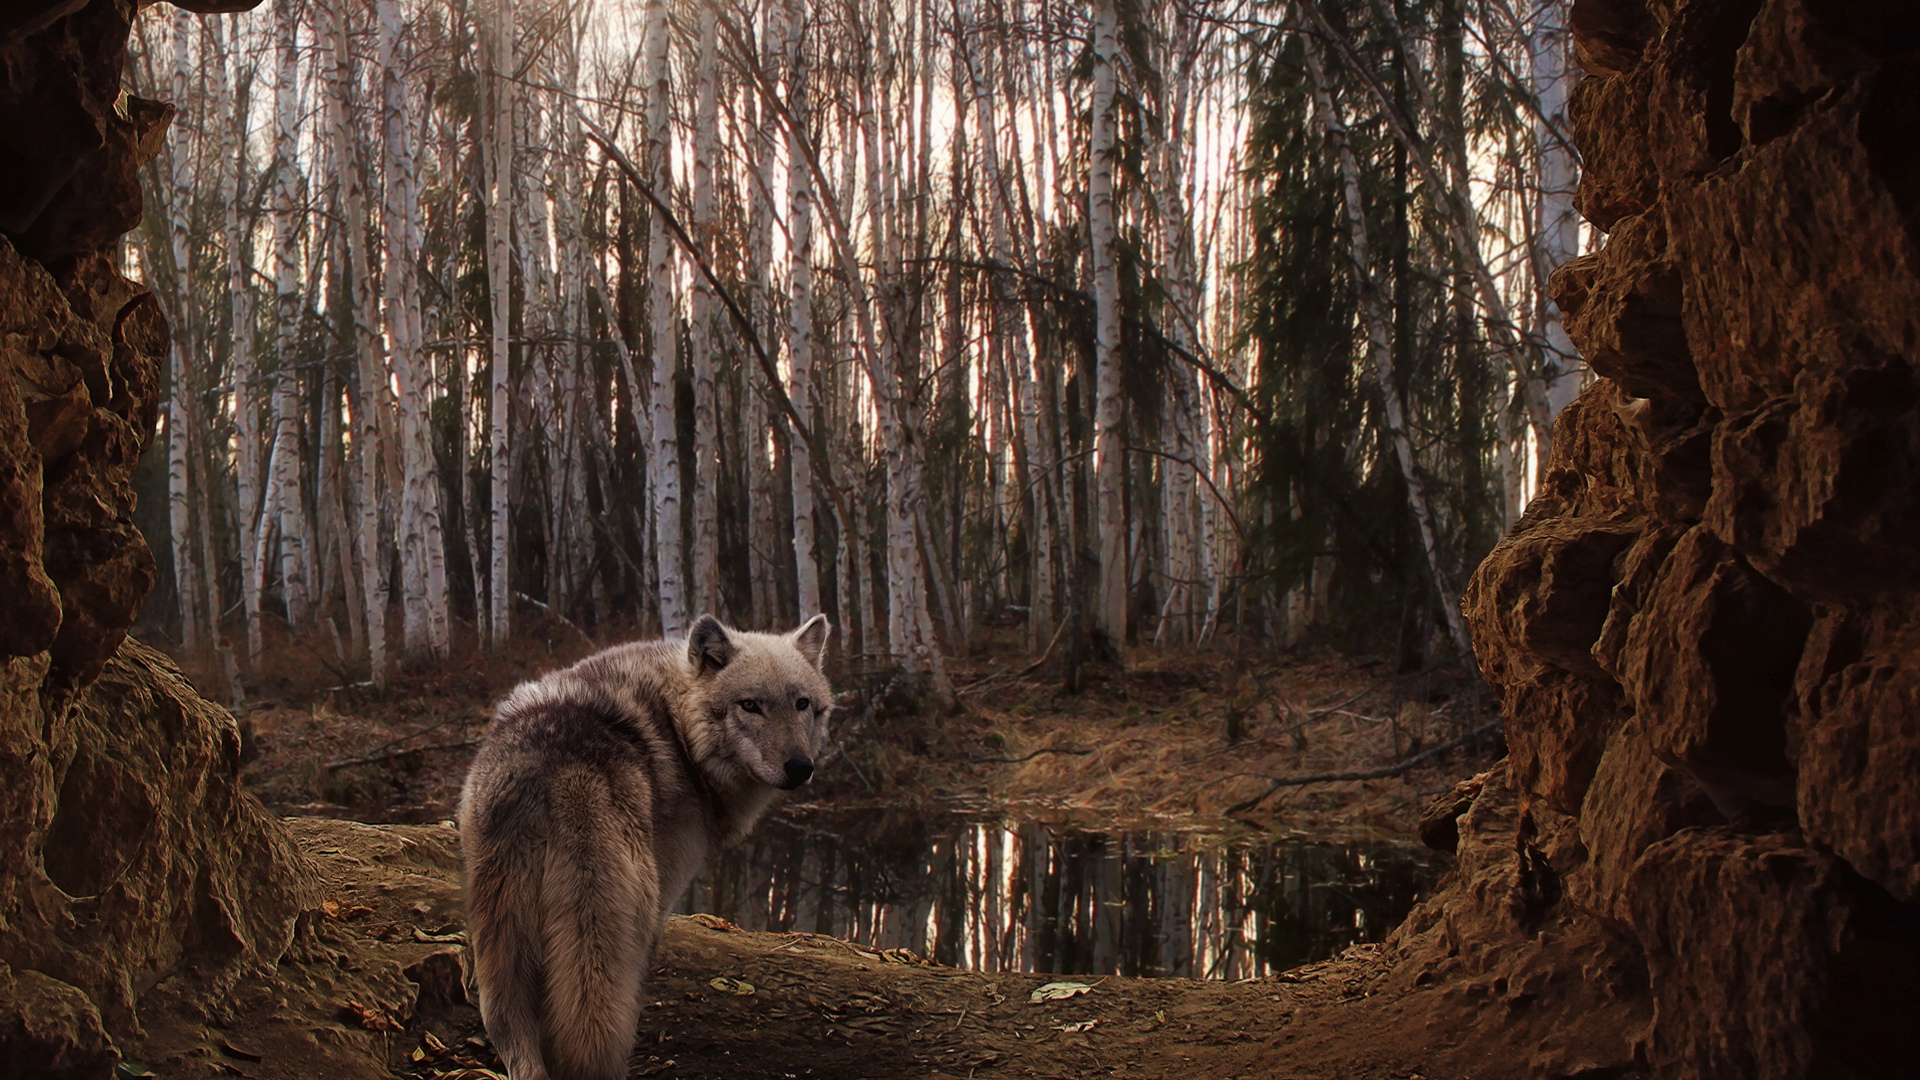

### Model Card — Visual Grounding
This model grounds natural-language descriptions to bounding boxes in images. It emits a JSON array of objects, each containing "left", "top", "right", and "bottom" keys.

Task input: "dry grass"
[{"left": 141, "top": 622, "right": 1502, "bottom": 839}]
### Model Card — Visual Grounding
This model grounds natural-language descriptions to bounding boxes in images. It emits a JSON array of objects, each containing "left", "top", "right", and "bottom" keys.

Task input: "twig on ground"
[
  {"left": 969, "top": 746, "right": 1096, "bottom": 764},
  {"left": 322, "top": 710, "right": 483, "bottom": 773},
  {"left": 1223, "top": 720, "right": 1505, "bottom": 814},
  {"left": 958, "top": 617, "right": 1069, "bottom": 695},
  {"left": 1304, "top": 691, "right": 1367, "bottom": 717},
  {"left": 325, "top": 737, "right": 482, "bottom": 774}
]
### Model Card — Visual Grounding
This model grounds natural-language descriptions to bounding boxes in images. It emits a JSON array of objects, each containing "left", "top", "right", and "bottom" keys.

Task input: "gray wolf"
[{"left": 459, "top": 613, "right": 833, "bottom": 1080}]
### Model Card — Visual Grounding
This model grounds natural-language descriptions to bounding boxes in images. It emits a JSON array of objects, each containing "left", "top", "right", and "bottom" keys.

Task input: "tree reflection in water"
[{"left": 678, "top": 814, "right": 1443, "bottom": 978}]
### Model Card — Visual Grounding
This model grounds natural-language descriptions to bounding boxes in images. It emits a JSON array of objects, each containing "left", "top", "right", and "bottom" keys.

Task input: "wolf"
[{"left": 459, "top": 613, "right": 833, "bottom": 1080}]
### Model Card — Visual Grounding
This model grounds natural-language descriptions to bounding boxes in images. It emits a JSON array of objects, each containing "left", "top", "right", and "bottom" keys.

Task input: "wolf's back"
[{"left": 461, "top": 687, "right": 667, "bottom": 1080}]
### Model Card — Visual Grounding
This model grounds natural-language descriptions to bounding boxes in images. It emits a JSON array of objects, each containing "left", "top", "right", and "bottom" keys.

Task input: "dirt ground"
[
  {"left": 204, "top": 628, "right": 1501, "bottom": 843},
  {"left": 120, "top": 818, "right": 1552, "bottom": 1080}
]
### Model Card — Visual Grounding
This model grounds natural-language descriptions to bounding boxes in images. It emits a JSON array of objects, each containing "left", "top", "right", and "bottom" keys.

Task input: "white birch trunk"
[
  {"left": 688, "top": 5, "right": 722, "bottom": 618},
  {"left": 483, "top": 0, "right": 515, "bottom": 648},
  {"left": 785, "top": 0, "right": 821, "bottom": 621},
  {"left": 1531, "top": 0, "right": 1583, "bottom": 419},
  {"left": 1089, "top": 0, "right": 1128, "bottom": 650},
  {"left": 331, "top": 0, "right": 389, "bottom": 684},
  {"left": 744, "top": 9, "right": 779, "bottom": 625},
  {"left": 644, "top": 0, "right": 686, "bottom": 636},
  {"left": 215, "top": 21, "right": 263, "bottom": 664},
  {"left": 270, "top": 0, "right": 312, "bottom": 631},
  {"left": 166, "top": 9, "right": 201, "bottom": 656}
]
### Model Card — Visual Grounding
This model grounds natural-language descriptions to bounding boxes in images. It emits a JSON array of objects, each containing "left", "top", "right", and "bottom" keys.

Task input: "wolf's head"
[{"left": 687, "top": 613, "right": 833, "bottom": 790}]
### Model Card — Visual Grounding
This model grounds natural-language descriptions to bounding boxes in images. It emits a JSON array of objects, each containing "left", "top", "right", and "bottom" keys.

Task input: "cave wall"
[
  {"left": 0, "top": 2, "right": 311, "bottom": 1077},
  {"left": 1414, "top": 0, "right": 1920, "bottom": 1077}
]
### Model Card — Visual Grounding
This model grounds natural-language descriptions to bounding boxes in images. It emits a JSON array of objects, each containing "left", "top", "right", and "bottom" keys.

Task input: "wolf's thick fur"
[{"left": 459, "top": 614, "right": 833, "bottom": 1080}]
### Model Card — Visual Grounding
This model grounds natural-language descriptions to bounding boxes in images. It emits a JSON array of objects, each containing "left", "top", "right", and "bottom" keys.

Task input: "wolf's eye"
[
  {"left": 795, "top": 697, "right": 811, "bottom": 712},
  {"left": 737, "top": 699, "right": 762, "bottom": 714}
]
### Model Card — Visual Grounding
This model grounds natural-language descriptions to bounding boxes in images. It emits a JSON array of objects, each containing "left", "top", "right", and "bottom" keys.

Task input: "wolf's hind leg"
[
  {"left": 467, "top": 810, "right": 553, "bottom": 1079},
  {"left": 540, "top": 771, "right": 660, "bottom": 1080}
]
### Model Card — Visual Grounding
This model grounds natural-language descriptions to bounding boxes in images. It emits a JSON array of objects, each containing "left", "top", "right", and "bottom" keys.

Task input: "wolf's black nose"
[{"left": 782, "top": 757, "right": 814, "bottom": 789}]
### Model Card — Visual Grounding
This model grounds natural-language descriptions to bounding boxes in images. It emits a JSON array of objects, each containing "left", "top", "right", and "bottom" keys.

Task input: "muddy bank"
[{"left": 114, "top": 814, "right": 1590, "bottom": 1080}]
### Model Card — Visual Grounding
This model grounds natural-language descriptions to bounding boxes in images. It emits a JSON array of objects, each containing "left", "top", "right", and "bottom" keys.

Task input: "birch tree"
[
  {"left": 483, "top": 0, "right": 515, "bottom": 648},
  {"left": 1088, "top": 0, "right": 1127, "bottom": 651},
  {"left": 784, "top": 0, "right": 821, "bottom": 622},
  {"left": 268, "top": 0, "right": 312, "bottom": 632},
  {"left": 165, "top": 9, "right": 202, "bottom": 657},
  {"left": 329, "top": 0, "right": 389, "bottom": 683}
]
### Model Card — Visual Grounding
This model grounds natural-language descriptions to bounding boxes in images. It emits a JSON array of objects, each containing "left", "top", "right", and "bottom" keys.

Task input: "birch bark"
[
  {"left": 1089, "top": 0, "right": 1127, "bottom": 650},
  {"left": 644, "top": 0, "right": 687, "bottom": 636},
  {"left": 166, "top": 9, "right": 201, "bottom": 656},
  {"left": 331, "top": 0, "right": 388, "bottom": 683},
  {"left": 688, "top": 5, "right": 722, "bottom": 617},
  {"left": 212, "top": 20, "right": 264, "bottom": 664},
  {"left": 744, "top": 8, "right": 779, "bottom": 625},
  {"left": 1530, "top": 0, "right": 1584, "bottom": 419},
  {"left": 482, "top": 0, "right": 515, "bottom": 647},
  {"left": 785, "top": 0, "right": 821, "bottom": 621},
  {"left": 378, "top": 0, "right": 449, "bottom": 657},
  {"left": 270, "top": 0, "right": 312, "bottom": 631}
]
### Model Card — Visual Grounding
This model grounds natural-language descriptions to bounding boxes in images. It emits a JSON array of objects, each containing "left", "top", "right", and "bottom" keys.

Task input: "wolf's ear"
[
  {"left": 687, "top": 614, "right": 735, "bottom": 675},
  {"left": 791, "top": 614, "right": 831, "bottom": 671}
]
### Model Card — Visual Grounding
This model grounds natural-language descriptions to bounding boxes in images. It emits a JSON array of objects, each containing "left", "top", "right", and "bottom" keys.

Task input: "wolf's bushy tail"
[
  {"left": 538, "top": 774, "right": 659, "bottom": 1080},
  {"left": 467, "top": 822, "right": 554, "bottom": 1080}
]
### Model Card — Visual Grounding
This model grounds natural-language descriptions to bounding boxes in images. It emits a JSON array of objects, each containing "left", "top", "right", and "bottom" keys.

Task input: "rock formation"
[
  {"left": 1407, "top": 0, "right": 1920, "bottom": 1076},
  {"left": 0, "top": 2, "right": 311, "bottom": 1077}
]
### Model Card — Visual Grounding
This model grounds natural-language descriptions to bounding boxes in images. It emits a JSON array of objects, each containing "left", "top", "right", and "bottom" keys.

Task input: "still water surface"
[{"left": 678, "top": 813, "right": 1444, "bottom": 979}]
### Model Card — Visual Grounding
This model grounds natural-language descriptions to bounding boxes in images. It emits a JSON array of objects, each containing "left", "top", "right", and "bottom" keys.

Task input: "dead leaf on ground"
[
  {"left": 1029, "top": 981, "right": 1094, "bottom": 1003},
  {"left": 321, "top": 898, "right": 375, "bottom": 921},
  {"left": 709, "top": 975, "right": 756, "bottom": 995},
  {"left": 1054, "top": 1019, "right": 1098, "bottom": 1033},
  {"left": 342, "top": 999, "right": 405, "bottom": 1032}
]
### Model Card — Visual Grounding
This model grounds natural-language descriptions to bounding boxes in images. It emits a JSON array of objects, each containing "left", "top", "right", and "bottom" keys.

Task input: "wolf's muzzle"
[{"left": 781, "top": 757, "right": 814, "bottom": 789}]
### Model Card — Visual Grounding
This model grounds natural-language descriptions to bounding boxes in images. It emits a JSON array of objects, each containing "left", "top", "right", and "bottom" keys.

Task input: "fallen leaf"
[
  {"left": 432, "top": 1070, "right": 507, "bottom": 1080},
  {"left": 115, "top": 1064, "right": 157, "bottom": 1079},
  {"left": 1054, "top": 1019, "right": 1098, "bottom": 1033},
  {"left": 422, "top": 1030, "right": 448, "bottom": 1054},
  {"left": 342, "top": 999, "right": 405, "bottom": 1032},
  {"left": 708, "top": 976, "right": 755, "bottom": 996},
  {"left": 1029, "top": 981, "right": 1093, "bottom": 1003},
  {"left": 322, "top": 898, "right": 375, "bottom": 921}
]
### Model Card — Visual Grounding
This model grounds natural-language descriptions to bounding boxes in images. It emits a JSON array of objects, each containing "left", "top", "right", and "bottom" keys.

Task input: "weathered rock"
[
  {"left": 1417, "top": 770, "right": 1488, "bottom": 854},
  {"left": 0, "top": 0, "right": 296, "bottom": 1075},
  {"left": 1625, "top": 829, "right": 1850, "bottom": 1079},
  {"left": 1435, "top": 0, "right": 1920, "bottom": 1075},
  {"left": 0, "top": 963, "right": 116, "bottom": 1080}
]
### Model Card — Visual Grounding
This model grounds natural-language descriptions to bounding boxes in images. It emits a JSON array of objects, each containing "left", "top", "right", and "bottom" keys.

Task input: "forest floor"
[
  {"left": 176, "top": 623, "right": 1502, "bottom": 844},
  {"left": 122, "top": 630, "right": 1522, "bottom": 1079},
  {"left": 121, "top": 818, "right": 1547, "bottom": 1080}
]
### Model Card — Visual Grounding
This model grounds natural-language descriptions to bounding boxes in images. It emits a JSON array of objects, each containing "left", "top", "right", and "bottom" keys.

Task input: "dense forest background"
[{"left": 122, "top": 0, "right": 1584, "bottom": 701}]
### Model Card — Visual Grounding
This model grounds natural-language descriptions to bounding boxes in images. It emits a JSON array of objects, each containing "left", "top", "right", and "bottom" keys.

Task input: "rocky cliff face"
[
  {"left": 0, "top": 3, "right": 310, "bottom": 1077},
  {"left": 1408, "top": 0, "right": 1920, "bottom": 1076}
]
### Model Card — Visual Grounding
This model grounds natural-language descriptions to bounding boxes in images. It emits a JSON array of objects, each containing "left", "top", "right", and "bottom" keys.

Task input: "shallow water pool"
[{"left": 678, "top": 812, "right": 1445, "bottom": 979}]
